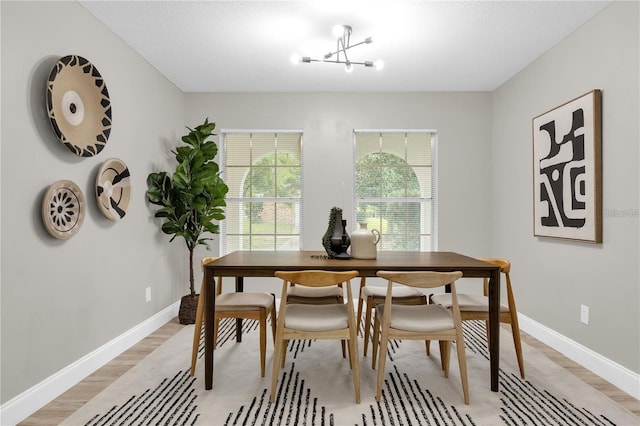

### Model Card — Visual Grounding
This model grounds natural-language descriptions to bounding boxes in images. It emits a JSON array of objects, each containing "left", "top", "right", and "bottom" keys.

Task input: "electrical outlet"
[
  {"left": 580, "top": 304, "right": 589, "bottom": 325},
  {"left": 146, "top": 286, "right": 152, "bottom": 302}
]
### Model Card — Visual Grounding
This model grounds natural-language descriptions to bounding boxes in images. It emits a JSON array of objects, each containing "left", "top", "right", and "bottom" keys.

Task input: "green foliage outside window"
[{"left": 356, "top": 152, "right": 424, "bottom": 251}]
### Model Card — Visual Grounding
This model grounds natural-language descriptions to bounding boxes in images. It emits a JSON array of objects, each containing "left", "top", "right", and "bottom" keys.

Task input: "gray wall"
[
  {"left": 491, "top": 1, "right": 639, "bottom": 372},
  {"left": 186, "top": 92, "right": 494, "bottom": 253},
  {"left": 1, "top": 1, "right": 186, "bottom": 403},
  {"left": 185, "top": 92, "right": 493, "bottom": 293}
]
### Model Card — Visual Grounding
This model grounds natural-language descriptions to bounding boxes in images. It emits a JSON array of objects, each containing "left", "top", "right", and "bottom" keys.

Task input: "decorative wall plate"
[
  {"left": 96, "top": 158, "right": 131, "bottom": 220},
  {"left": 42, "top": 180, "right": 86, "bottom": 239},
  {"left": 46, "top": 55, "right": 112, "bottom": 157}
]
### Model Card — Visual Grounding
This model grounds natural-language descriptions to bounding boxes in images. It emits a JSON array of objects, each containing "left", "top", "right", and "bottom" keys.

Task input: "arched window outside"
[
  {"left": 222, "top": 132, "right": 303, "bottom": 253},
  {"left": 354, "top": 131, "right": 436, "bottom": 251}
]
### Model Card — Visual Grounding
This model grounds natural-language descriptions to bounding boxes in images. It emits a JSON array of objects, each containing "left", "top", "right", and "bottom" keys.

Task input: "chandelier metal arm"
[{"left": 294, "top": 24, "right": 382, "bottom": 71}]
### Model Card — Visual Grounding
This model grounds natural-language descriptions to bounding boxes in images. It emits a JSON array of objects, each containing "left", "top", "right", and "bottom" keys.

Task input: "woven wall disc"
[
  {"left": 42, "top": 180, "right": 86, "bottom": 239},
  {"left": 96, "top": 158, "right": 131, "bottom": 220},
  {"left": 46, "top": 55, "right": 112, "bottom": 157}
]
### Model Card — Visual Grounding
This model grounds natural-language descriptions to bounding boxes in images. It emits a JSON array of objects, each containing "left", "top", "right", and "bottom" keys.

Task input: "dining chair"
[
  {"left": 190, "top": 256, "right": 277, "bottom": 377},
  {"left": 372, "top": 270, "right": 469, "bottom": 404},
  {"left": 356, "top": 276, "right": 427, "bottom": 356},
  {"left": 430, "top": 258, "right": 525, "bottom": 378},
  {"left": 287, "top": 278, "right": 347, "bottom": 357},
  {"left": 270, "top": 270, "right": 361, "bottom": 403}
]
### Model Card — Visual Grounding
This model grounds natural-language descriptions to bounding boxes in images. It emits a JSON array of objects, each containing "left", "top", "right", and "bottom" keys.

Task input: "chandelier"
[{"left": 291, "top": 25, "right": 384, "bottom": 73}]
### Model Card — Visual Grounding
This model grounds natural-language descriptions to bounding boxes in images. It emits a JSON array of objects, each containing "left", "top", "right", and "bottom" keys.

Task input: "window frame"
[
  {"left": 352, "top": 129, "right": 438, "bottom": 251},
  {"left": 219, "top": 129, "right": 304, "bottom": 255}
]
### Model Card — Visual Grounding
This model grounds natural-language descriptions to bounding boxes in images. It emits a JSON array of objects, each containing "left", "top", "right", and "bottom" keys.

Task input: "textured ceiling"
[{"left": 80, "top": 1, "right": 612, "bottom": 92}]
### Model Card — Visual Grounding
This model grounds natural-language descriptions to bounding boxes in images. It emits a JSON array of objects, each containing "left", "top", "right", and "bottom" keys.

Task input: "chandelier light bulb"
[
  {"left": 333, "top": 24, "right": 346, "bottom": 38},
  {"left": 290, "top": 54, "right": 301, "bottom": 65},
  {"left": 345, "top": 62, "right": 354, "bottom": 73},
  {"left": 374, "top": 59, "right": 384, "bottom": 70}
]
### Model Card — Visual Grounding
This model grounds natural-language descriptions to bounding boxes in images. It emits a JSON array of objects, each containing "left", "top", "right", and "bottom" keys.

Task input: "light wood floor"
[{"left": 19, "top": 319, "right": 639, "bottom": 425}]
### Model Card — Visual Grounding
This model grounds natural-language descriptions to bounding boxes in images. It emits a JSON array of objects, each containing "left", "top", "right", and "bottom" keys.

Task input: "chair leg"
[
  {"left": 454, "top": 333, "right": 470, "bottom": 404},
  {"left": 509, "top": 312, "right": 525, "bottom": 379},
  {"left": 348, "top": 327, "right": 361, "bottom": 403},
  {"left": 190, "top": 282, "right": 205, "bottom": 376},
  {"left": 375, "top": 327, "right": 390, "bottom": 401},
  {"left": 213, "top": 317, "right": 221, "bottom": 349},
  {"left": 281, "top": 339, "right": 288, "bottom": 368},
  {"left": 371, "top": 312, "right": 380, "bottom": 369},
  {"left": 439, "top": 341, "right": 450, "bottom": 376},
  {"left": 270, "top": 303, "right": 277, "bottom": 343},
  {"left": 363, "top": 296, "right": 374, "bottom": 356},
  {"left": 356, "top": 297, "right": 364, "bottom": 334},
  {"left": 259, "top": 308, "right": 267, "bottom": 377},
  {"left": 270, "top": 335, "right": 284, "bottom": 403},
  {"left": 337, "top": 296, "right": 347, "bottom": 359}
]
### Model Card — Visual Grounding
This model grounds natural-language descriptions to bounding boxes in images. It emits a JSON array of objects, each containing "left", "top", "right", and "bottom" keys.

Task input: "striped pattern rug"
[{"left": 62, "top": 319, "right": 637, "bottom": 426}]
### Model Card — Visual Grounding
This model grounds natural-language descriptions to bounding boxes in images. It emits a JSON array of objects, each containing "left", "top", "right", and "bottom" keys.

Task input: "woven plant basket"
[{"left": 178, "top": 294, "right": 199, "bottom": 325}]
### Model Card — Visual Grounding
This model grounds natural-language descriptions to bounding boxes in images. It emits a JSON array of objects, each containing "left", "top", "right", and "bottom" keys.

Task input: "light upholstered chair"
[
  {"left": 372, "top": 270, "right": 469, "bottom": 404},
  {"left": 356, "top": 276, "right": 427, "bottom": 356},
  {"left": 190, "top": 257, "right": 276, "bottom": 377},
  {"left": 270, "top": 270, "right": 361, "bottom": 403},
  {"left": 287, "top": 278, "right": 347, "bottom": 357},
  {"left": 430, "top": 258, "right": 525, "bottom": 378}
]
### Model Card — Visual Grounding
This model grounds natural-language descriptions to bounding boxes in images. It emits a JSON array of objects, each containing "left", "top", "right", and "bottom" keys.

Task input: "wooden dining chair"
[
  {"left": 270, "top": 270, "right": 361, "bottom": 403},
  {"left": 372, "top": 270, "right": 469, "bottom": 404},
  {"left": 190, "top": 256, "right": 277, "bottom": 377},
  {"left": 430, "top": 258, "right": 525, "bottom": 378},
  {"left": 356, "top": 276, "right": 427, "bottom": 356},
  {"left": 287, "top": 279, "right": 348, "bottom": 357}
]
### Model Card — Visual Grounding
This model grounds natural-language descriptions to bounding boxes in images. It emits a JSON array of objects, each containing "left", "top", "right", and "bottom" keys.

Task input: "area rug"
[{"left": 61, "top": 318, "right": 638, "bottom": 425}]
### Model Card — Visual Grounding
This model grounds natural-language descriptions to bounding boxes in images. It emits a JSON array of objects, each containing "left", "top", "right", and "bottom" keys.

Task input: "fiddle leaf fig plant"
[{"left": 147, "top": 118, "right": 228, "bottom": 319}]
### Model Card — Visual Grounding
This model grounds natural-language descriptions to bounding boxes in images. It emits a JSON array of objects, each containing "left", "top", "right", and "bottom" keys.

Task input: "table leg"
[
  {"left": 236, "top": 277, "right": 244, "bottom": 342},
  {"left": 488, "top": 267, "right": 501, "bottom": 392},
  {"left": 204, "top": 267, "right": 215, "bottom": 390}
]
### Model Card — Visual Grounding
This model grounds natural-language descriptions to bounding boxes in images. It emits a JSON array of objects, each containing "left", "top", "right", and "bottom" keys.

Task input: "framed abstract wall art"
[{"left": 532, "top": 90, "right": 602, "bottom": 243}]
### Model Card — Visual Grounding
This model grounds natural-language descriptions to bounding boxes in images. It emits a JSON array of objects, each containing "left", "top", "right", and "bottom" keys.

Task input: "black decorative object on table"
[{"left": 322, "top": 207, "right": 351, "bottom": 259}]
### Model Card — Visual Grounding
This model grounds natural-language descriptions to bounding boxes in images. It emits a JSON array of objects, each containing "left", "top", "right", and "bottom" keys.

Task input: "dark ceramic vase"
[
  {"left": 322, "top": 207, "right": 351, "bottom": 259},
  {"left": 330, "top": 217, "right": 351, "bottom": 260}
]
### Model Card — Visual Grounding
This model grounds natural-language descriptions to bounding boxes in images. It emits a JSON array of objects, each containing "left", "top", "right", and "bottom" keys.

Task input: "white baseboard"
[
  {"left": 0, "top": 302, "right": 180, "bottom": 426},
  {"left": 519, "top": 313, "right": 640, "bottom": 400}
]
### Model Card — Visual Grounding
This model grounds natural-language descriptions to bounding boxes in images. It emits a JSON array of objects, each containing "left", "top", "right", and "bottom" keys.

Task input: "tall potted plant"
[{"left": 146, "top": 118, "right": 229, "bottom": 324}]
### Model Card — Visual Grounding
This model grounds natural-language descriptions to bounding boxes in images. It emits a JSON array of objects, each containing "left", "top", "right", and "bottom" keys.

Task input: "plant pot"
[{"left": 178, "top": 294, "right": 199, "bottom": 325}]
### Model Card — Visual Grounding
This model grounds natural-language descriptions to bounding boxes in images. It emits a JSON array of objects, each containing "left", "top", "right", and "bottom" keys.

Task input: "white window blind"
[
  {"left": 354, "top": 131, "right": 437, "bottom": 251},
  {"left": 221, "top": 131, "right": 303, "bottom": 254}
]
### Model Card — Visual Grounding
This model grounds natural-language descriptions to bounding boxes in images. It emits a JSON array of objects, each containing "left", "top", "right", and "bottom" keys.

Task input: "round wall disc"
[
  {"left": 42, "top": 180, "right": 86, "bottom": 239},
  {"left": 46, "top": 55, "right": 112, "bottom": 157},
  {"left": 96, "top": 158, "right": 131, "bottom": 220}
]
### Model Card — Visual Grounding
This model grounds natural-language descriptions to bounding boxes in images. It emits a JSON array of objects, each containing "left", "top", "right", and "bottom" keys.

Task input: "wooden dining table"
[{"left": 202, "top": 250, "right": 502, "bottom": 392}]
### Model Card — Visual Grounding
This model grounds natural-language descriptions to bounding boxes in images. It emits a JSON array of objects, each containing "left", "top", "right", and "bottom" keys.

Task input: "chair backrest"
[
  {"left": 275, "top": 270, "right": 359, "bottom": 287},
  {"left": 477, "top": 258, "right": 512, "bottom": 297},
  {"left": 275, "top": 270, "right": 359, "bottom": 304},
  {"left": 201, "top": 256, "right": 218, "bottom": 271},
  {"left": 375, "top": 270, "right": 463, "bottom": 289},
  {"left": 201, "top": 256, "right": 222, "bottom": 295},
  {"left": 477, "top": 258, "right": 510, "bottom": 274},
  {"left": 376, "top": 270, "right": 465, "bottom": 334}
]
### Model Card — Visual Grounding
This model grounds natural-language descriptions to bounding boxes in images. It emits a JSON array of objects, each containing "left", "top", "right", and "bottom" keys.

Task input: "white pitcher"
[{"left": 350, "top": 222, "right": 381, "bottom": 259}]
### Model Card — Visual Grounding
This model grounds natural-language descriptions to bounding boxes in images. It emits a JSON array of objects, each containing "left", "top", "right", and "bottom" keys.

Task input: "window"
[
  {"left": 221, "top": 131, "right": 303, "bottom": 254},
  {"left": 354, "top": 131, "right": 437, "bottom": 251}
]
